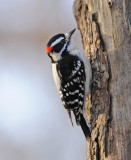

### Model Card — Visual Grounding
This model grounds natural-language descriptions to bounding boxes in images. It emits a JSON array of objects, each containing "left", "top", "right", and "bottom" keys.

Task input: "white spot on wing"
[
  {"left": 73, "top": 79, "right": 77, "bottom": 82},
  {"left": 79, "top": 101, "right": 83, "bottom": 105},
  {"left": 66, "top": 93, "right": 69, "bottom": 96},
  {"left": 69, "top": 90, "right": 79, "bottom": 95},
  {"left": 79, "top": 85, "right": 83, "bottom": 90},
  {"left": 67, "top": 83, "right": 70, "bottom": 86},
  {"left": 68, "top": 99, "right": 78, "bottom": 105},
  {"left": 70, "top": 82, "right": 73, "bottom": 85},
  {"left": 79, "top": 93, "right": 84, "bottom": 98}
]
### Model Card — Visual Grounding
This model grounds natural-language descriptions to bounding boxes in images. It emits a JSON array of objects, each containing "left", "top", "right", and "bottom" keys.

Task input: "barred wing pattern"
[{"left": 57, "top": 55, "right": 86, "bottom": 125}]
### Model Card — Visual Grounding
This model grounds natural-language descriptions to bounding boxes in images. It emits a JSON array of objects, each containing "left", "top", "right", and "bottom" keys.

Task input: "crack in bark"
[
  {"left": 92, "top": 12, "right": 105, "bottom": 52},
  {"left": 95, "top": 137, "right": 100, "bottom": 160},
  {"left": 105, "top": 54, "right": 113, "bottom": 157}
]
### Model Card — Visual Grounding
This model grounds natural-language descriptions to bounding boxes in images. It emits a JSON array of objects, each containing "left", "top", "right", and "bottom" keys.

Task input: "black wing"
[{"left": 57, "top": 55, "right": 86, "bottom": 124}]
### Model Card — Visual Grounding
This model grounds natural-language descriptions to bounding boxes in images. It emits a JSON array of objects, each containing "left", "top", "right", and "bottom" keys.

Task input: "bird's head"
[{"left": 46, "top": 29, "right": 76, "bottom": 62}]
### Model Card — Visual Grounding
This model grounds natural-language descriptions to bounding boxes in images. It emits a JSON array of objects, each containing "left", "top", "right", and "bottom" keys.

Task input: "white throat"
[
  {"left": 50, "top": 42, "right": 67, "bottom": 62},
  {"left": 50, "top": 52, "right": 62, "bottom": 62}
]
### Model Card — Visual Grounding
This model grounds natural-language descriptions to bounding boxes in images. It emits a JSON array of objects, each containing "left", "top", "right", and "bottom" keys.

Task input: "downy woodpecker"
[{"left": 46, "top": 29, "right": 92, "bottom": 138}]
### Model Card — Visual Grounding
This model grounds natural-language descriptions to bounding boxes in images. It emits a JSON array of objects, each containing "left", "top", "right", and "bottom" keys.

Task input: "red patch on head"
[{"left": 46, "top": 46, "right": 53, "bottom": 54}]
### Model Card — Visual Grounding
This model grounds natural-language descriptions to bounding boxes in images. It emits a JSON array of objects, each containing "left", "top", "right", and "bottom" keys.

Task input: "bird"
[{"left": 46, "top": 29, "right": 92, "bottom": 139}]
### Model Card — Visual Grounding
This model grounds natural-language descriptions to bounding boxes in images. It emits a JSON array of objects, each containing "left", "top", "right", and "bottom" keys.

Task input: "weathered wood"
[{"left": 73, "top": 0, "right": 131, "bottom": 160}]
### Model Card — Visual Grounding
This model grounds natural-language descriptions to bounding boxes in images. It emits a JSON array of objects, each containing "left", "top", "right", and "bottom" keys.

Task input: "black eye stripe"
[{"left": 53, "top": 41, "right": 65, "bottom": 53}]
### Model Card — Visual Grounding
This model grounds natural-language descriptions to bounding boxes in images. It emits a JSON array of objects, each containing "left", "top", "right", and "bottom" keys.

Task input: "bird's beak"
[{"left": 65, "top": 28, "right": 76, "bottom": 39}]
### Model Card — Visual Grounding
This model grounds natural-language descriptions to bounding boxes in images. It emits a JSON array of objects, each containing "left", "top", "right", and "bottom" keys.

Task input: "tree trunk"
[{"left": 73, "top": 0, "right": 131, "bottom": 160}]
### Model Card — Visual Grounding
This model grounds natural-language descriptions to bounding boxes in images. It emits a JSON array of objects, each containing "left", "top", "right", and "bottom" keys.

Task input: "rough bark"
[{"left": 73, "top": 0, "right": 131, "bottom": 160}]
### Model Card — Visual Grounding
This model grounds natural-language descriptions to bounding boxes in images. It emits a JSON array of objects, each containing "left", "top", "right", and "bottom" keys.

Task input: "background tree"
[{"left": 73, "top": 0, "right": 131, "bottom": 160}]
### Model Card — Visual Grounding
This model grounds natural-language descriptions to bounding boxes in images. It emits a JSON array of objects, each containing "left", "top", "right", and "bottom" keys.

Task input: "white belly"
[{"left": 52, "top": 63, "right": 61, "bottom": 91}]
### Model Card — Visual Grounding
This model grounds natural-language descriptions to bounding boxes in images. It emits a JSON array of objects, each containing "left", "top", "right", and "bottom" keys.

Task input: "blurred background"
[{"left": 0, "top": 0, "right": 86, "bottom": 160}]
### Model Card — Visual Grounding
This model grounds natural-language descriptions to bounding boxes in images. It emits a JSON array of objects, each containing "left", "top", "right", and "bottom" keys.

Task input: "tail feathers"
[
  {"left": 67, "top": 109, "right": 74, "bottom": 126},
  {"left": 73, "top": 109, "right": 91, "bottom": 139},
  {"left": 79, "top": 114, "right": 91, "bottom": 139}
]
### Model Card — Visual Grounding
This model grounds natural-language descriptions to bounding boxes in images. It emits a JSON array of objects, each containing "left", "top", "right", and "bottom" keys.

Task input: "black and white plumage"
[{"left": 46, "top": 29, "right": 92, "bottom": 139}]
